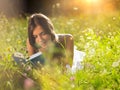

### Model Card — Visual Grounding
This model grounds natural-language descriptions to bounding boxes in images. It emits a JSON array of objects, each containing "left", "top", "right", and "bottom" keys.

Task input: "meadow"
[{"left": 0, "top": 12, "right": 120, "bottom": 90}]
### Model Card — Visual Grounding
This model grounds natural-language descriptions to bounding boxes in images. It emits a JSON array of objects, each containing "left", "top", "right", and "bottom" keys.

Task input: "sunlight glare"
[
  {"left": 62, "top": 0, "right": 115, "bottom": 14},
  {"left": 86, "top": 0, "right": 100, "bottom": 4}
]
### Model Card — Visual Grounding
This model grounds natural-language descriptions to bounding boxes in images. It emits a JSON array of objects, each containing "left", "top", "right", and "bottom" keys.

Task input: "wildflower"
[
  {"left": 17, "top": 40, "right": 21, "bottom": 44},
  {"left": 56, "top": 3, "right": 60, "bottom": 8},
  {"left": 52, "top": 4, "right": 55, "bottom": 8},
  {"left": 70, "top": 76, "right": 75, "bottom": 81},
  {"left": 112, "top": 17, "right": 116, "bottom": 20},
  {"left": 7, "top": 46, "right": 12, "bottom": 52},
  {"left": 23, "top": 73, "right": 27, "bottom": 77},
  {"left": 108, "top": 24, "right": 111, "bottom": 27},
  {"left": 24, "top": 78, "right": 34, "bottom": 90},
  {"left": 71, "top": 83, "right": 75, "bottom": 88},
  {"left": 25, "top": 66, "right": 32, "bottom": 71},
  {"left": 67, "top": 21, "right": 72, "bottom": 25},
  {"left": 6, "top": 38, "right": 11, "bottom": 42},
  {"left": 41, "top": 67, "right": 45, "bottom": 71},
  {"left": 112, "top": 61, "right": 119, "bottom": 68},
  {"left": 73, "top": 7, "right": 78, "bottom": 11}
]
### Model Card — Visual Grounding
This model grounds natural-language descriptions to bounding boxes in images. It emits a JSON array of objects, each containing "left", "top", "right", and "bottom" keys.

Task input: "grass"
[{"left": 0, "top": 12, "right": 120, "bottom": 90}]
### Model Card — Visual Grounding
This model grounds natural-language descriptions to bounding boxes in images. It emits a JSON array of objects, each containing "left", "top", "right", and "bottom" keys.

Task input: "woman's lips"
[{"left": 38, "top": 41, "right": 47, "bottom": 47}]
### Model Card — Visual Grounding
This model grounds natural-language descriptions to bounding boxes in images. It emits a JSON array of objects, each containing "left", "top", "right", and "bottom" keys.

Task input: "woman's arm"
[
  {"left": 65, "top": 34, "right": 74, "bottom": 66},
  {"left": 26, "top": 38, "right": 35, "bottom": 56},
  {"left": 58, "top": 34, "right": 74, "bottom": 66}
]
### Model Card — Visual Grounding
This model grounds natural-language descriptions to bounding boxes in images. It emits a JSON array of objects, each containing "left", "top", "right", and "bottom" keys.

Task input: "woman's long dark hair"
[{"left": 28, "top": 13, "right": 56, "bottom": 48}]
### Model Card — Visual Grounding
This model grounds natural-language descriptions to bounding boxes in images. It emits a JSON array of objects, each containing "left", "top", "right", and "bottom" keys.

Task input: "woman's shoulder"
[
  {"left": 56, "top": 34, "right": 73, "bottom": 47},
  {"left": 56, "top": 34, "right": 73, "bottom": 43},
  {"left": 57, "top": 34, "right": 73, "bottom": 38}
]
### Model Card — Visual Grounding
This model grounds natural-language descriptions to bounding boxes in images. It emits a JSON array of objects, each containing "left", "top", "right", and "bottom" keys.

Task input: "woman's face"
[{"left": 33, "top": 25, "right": 52, "bottom": 51}]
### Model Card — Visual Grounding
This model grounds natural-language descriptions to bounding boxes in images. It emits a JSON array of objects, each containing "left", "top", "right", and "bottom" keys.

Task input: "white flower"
[{"left": 112, "top": 61, "right": 119, "bottom": 67}]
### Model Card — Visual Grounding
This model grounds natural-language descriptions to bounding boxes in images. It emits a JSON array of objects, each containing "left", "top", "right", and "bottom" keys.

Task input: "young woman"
[
  {"left": 27, "top": 13, "right": 74, "bottom": 67},
  {"left": 13, "top": 13, "right": 84, "bottom": 90}
]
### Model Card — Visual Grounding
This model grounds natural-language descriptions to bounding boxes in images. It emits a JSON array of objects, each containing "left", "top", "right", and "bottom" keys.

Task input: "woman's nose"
[{"left": 37, "top": 35, "right": 42, "bottom": 42}]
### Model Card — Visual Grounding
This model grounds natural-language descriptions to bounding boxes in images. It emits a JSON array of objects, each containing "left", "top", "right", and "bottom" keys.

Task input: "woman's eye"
[
  {"left": 41, "top": 32, "right": 47, "bottom": 36},
  {"left": 33, "top": 35, "right": 37, "bottom": 38}
]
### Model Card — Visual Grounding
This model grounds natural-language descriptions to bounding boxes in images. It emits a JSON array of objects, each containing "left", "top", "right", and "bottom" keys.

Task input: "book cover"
[
  {"left": 13, "top": 52, "right": 45, "bottom": 66},
  {"left": 29, "top": 52, "right": 45, "bottom": 65}
]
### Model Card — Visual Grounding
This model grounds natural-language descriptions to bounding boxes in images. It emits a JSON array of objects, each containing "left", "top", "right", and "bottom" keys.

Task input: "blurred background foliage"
[{"left": 0, "top": 0, "right": 120, "bottom": 17}]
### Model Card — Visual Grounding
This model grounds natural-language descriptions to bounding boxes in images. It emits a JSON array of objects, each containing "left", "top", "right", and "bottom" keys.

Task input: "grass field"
[{"left": 0, "top": 12, "right": 120, "bottom": 90}]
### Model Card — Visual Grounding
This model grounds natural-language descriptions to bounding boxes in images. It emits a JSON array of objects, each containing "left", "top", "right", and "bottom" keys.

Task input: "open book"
[
  {"left": 13, "top": 49, "right": 86, "bottom": 73},
  {"left": 12, "top": 52, "right": 45, "bottom": 66}
]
